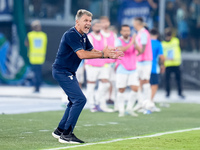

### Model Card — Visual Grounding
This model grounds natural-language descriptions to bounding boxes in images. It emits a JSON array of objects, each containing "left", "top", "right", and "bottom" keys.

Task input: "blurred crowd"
[
  {"left": 164, "top": 0, "right": 200, "bottom": 53},
  {"left": 27, "top": 0, "right": 200, "bottom": 52}
]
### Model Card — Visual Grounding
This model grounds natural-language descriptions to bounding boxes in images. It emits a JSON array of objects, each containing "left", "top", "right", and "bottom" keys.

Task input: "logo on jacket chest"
[{"left": 80, "top": 38, "right": 86, "bottom": 43}]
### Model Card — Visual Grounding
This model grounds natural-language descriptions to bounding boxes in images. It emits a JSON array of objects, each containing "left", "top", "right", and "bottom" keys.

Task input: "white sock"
[
  {"left": 111, "top": 81, "right": 117, "bottom": 100},
  {"left": 117, "top": 92, "right": 125, "bottom": 114},
  {"left": 87, "top": 83, "right": 96, "bottom": 109},
  {"left": 143, "top": 83, "right": 152, "bottom": 101},
  {"left": 137, "top": 88, "right": 143, "bottom": 105},
  {"left": 95, "top": 82, "right": 110, "bottom": 108},
  {"left": 126, "top": 90, "right": 137, "bottom": 111}
]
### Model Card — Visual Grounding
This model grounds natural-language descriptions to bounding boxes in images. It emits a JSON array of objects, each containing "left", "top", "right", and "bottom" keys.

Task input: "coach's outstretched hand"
[{"left": 103, "top": 46, "right": 124, "bottom": 59}]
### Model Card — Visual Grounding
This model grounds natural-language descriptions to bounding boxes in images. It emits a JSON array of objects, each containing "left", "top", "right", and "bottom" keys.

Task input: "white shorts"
[
  {"left": 85, "top": 65, "right": 110, "bottom": 82},
  {"left": 137, "top": 61, "right": 152, "bottom": 80},
  {"left": 116, "top": 71, "right": 140, "bottom": 88},
  {"left": 76, "top": 65, "right": 85, "bottom": 84}
]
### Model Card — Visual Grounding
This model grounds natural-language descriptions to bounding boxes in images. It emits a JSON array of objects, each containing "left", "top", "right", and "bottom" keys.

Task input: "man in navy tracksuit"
[{"left": 52, "top": 9, "right": 123, "bottom": 144}]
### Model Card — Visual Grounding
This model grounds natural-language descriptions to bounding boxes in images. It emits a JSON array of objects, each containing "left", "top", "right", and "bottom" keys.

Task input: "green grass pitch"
[
  {"left": 71, "top": 130, "right": 200, "bottom": 150},
  {"left": 0, "top": 103, "right": 200, "bottom": 150}
]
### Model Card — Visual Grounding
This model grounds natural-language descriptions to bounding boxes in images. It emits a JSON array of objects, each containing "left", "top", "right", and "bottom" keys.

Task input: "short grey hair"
[
  {"left": 75, "top": 9, "right": 93, "bottom": 20},
  {"left": 91, "top": 19, "right": 100, "bottom": 27}
]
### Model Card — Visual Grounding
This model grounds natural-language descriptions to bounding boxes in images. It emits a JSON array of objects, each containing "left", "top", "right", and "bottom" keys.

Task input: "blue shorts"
[{"left": 150, "top": 73, "right": 160, "bottom": 85}]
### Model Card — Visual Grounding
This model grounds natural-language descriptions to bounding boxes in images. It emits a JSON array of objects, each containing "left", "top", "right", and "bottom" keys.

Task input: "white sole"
[
  {"left": 58, "top": 138, "right": 81, "bottom": 144},
  {"left": 52, "top": 132, "right": 60, "bottom": 139}
]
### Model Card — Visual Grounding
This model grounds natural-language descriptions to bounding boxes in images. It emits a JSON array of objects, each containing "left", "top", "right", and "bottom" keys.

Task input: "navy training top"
[{"left": 52, "top": 27, "right": 93, "bottom": 74}]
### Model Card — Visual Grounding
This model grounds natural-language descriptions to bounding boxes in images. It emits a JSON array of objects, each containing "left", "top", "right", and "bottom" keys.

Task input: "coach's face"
[{"left": 77, "top": 14, "right": 92, "bottom": 34}]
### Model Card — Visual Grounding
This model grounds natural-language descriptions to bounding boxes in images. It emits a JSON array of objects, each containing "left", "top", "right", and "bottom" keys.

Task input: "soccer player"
[
  {"left": 149, "top": 28, "right": 165, "bottom": 112},
  {"left": 99, "top": 16, "right": 118, "bottom": 109},
  {"left": 115, "top": 25, "right": 142, "bottom": 117},
  {"left": 52, "top": 9, "right": 123, "bottom": 144},
  {"left": 85, "top": 19, "right": 111, "bottom": 112},
  {"left": 133, "top": 17, "right": 153, "bottom": 112}
]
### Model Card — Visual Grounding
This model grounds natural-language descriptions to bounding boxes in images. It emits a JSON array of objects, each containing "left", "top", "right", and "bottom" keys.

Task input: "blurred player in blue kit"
[{"left": 149, "top": 28, "right": 165, "bottom": 112}]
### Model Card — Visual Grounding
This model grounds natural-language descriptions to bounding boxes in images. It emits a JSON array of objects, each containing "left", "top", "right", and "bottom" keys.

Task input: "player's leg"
[
  {"left": 133, "top": 64, "right": 143, "bottom": 111},
  {"left": 117, "top": 88, "right": 126, "bottom": 117},
  {"left": 141, "top": 63, "right": 152, "bottom": 102},
  {"left": 151, "top": 84, "right": 158, "bottom": 100},
  {"left": 126, "top": 71, "right": 139, "bottom": 117},
  {"left": 85, "top": 65, "right": 99, "bottom": 112},
  {"left": 107, "top": 63, "right": 116, "bottom": 104},
  {"left": 142, "top": 80, "right": 151, "bottom": 100},
  {"left": 150, "top": 73, "right": 159, "bottom": 100},
  {"left": 96, "top": 80, "right": 112, "bottom": 112},
  {"left": 96, "top": 65, "right": 113, "bottom": 112},
  {"left": 134, "top": 63, "right": 152, "bottom": 112},
  {"left": 150, "top": 73, "right": 161, "bottom": 112},
  {"left": 116, "top": 73, "right": 128, "bottom": 117}
]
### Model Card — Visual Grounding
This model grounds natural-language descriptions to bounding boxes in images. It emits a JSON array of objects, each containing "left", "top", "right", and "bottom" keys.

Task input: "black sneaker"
[
  {"left": 52, "top": 128, "right": 62, "bottom": 139},
  {"left": 59, "top": 133, "right": 85, "bottom": 144}
]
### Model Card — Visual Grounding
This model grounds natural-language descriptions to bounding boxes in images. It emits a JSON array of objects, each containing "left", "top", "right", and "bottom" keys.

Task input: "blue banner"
[{"left": 118, "top": 0, "right": 153, "bottom": 32}]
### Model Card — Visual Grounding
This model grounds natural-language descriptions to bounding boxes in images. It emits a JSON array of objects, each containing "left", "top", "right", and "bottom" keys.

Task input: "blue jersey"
[
  {"left": 53, "top": 27, "right": 93, "bottom": 74},
  {"left": 151, "top": 39, "right": 163, "bottom": 74}
]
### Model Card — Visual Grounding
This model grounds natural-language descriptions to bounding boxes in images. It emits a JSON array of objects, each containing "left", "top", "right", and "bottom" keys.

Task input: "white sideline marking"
[
  {"left": 83, "top": 124, "right": 93, "bottom": 127},
  {"left": 97, "top": 124, "right": 105, "bottom": 126},
  {"left": 108, "top": 122, "right": 119, "bottom": 125},
  {"left": 24, "top": 132, "right": 33, "bottom": 134},
  {"left": 44, "top": 127, "right": 200, "bottom": 150},
  {"left": 39, "top": 130, "right": 50, "bottom": 132}
]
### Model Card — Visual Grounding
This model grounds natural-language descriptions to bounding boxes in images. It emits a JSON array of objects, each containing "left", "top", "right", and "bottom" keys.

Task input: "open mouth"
[{"left": 85, "top": 26, "right": 90, "bottom": 30}]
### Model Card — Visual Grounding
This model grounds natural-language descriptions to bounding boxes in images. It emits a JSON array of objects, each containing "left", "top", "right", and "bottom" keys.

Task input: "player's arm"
[
  {"left": 116, "top": 35, "right": 134, "bottom": 52},
  {"left": 135, "top": 43, "right": 143, "bottom": 54},
  {"left": 158, "top": 43, "right": 165, "bottom": 74},
  {"left": 117, "top": 41, "right": 134, "bottom": 52},
  {"left": 159, "top": 55, "right": 165, "bottom": 65},
  {"left": 137, "top": 32, "right": 148, "bottom": 55},
  {"left": 136, "top": 38, "right": 147, "bottom": 55},
  {"left": 159, "top": 55, "right": 165, "bottom": 74},
  {"left": 135, "top": 44, "right": 146, "bottom": 56}
]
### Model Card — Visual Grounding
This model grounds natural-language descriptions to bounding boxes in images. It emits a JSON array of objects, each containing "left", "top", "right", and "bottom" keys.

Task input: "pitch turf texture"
[{"left": 0, "top": 103, "right": 200, "bottom": 150}]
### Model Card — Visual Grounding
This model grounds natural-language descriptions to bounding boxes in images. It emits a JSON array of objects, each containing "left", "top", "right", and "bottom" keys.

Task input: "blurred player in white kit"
[
  {"left": 99, "top": 16, "right": 118, "bottom": 110},
  {"left": 85, "top": 19, "right": 113, "bottom": 112},
  {"left": 133, "top": 17, "right": 153, "bottom": 112},
  {"left": 115, "top": 25, "right": 142, "bottom": 117}
]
